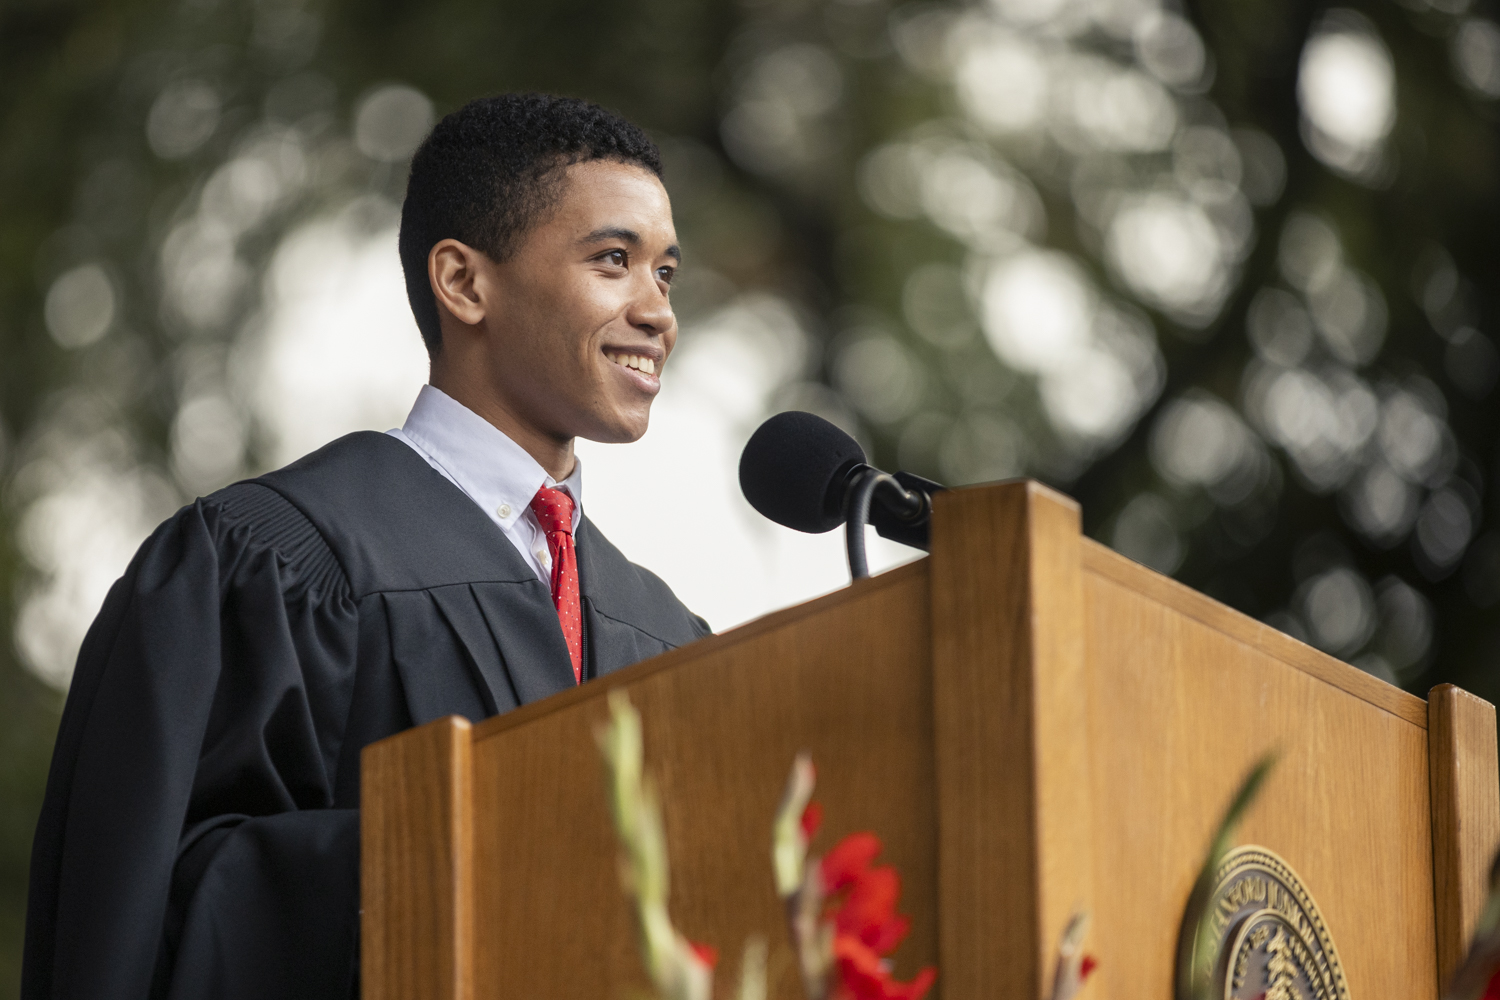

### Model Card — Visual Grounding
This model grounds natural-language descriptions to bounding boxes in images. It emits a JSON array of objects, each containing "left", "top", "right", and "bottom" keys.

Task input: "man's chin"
[{"left": 578, "top": 411, "right": 651, "bottom": 446}]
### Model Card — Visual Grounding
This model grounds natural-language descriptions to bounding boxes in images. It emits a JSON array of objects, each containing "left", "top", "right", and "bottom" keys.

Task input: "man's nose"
[{"left": 627, "top": 277, "right": 674, "bottom": 335}]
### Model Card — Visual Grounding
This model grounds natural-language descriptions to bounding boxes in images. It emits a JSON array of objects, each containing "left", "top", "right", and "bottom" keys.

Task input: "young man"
[{"left": 23, "top": 93, "right": 709, "bottom": 1000}]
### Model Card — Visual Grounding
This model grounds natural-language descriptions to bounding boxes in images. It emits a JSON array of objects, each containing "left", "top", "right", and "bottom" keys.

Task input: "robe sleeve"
[{"left": 23, "top": 485, "right": 362, "bottom": 1000}]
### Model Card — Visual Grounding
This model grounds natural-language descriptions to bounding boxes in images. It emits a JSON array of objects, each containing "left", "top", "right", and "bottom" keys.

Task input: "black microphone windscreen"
[{"left": 738, "top": 411, "right": 866, "bottom": 533}]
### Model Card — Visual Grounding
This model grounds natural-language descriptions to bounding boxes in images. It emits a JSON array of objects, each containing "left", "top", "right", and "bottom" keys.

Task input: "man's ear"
[{"left": 428, "top": 239, "right": 490, "bottom": 328}]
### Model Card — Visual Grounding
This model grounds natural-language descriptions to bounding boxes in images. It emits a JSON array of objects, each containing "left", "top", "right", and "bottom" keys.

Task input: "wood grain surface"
[
  {"left": 1081, "top": 539, "right": 1428, "bottom": 728},
  {"left": 929, "top": 480, "right": 1094, "bottom": 1000},
  {"left": 362, "top": 715, "right": 474, "bottom": 1000},
  {"left": 468, "top": 562, "right": 938, "bottom": 1000},
  {"left": 360, "top": 482, "right": 1500, "bottom": 1000},
  {"left": 1429, "top": 683, "right": 1500, "bottom": 988},
  {"left": 1082, "top": 541, "right": 1439, "bottom": 999}
]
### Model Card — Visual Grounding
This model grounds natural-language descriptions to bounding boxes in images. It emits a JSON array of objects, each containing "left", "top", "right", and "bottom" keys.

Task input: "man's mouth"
[{"left": 605, "top": 351, "right": 657, "bottom": 376}]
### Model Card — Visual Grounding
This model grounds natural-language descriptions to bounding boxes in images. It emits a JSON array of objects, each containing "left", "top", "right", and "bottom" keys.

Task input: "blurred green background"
[{"left": 3, "top": 0, "right": 1499, "bottom": 993}]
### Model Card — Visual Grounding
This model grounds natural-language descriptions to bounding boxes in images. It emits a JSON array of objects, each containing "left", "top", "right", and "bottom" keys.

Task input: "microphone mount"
[{"left": 842, "top": 464, "right": 935, "bottom": 580}]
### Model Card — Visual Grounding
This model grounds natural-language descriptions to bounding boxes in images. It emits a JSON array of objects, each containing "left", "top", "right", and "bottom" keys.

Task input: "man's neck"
[{"left": 427, "top": 376, "right": 576, "bottom": 482}]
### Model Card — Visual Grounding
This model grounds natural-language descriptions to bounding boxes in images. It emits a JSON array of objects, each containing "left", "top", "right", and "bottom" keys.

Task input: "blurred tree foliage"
[{"left": 2, "top": 0, "right": 1498, "bottom": 993}]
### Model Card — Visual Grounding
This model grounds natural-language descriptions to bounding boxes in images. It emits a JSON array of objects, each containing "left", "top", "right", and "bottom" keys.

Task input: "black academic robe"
[{"left": 22, "top": 431, "right": 709, "bottom": 1000}]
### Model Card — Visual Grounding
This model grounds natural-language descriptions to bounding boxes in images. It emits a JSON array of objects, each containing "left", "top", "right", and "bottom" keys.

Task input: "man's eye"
[
  {"left": 656, "top": 266, "right": 676, "bottom": 285},
  {"left": 602, "top": 250, "right": 627, "bottom": 267}
]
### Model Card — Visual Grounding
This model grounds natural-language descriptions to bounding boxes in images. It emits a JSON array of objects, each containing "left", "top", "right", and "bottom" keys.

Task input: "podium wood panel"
[
  {"left": 468, "top": 562, "right": 939, "bottom": 999},
  {"left": 362, "top": 481, "right": 1500, "bottom": 1000},
  {"left": 1080, "top": 540, "right": 1428, "bottom": 727},
  {"left": 362, "top": 715, "right": 474, "bottom": 1000},
  {"left": 930, "top": 481, "right": 1093, "bottom": 999},
  {"left": 1430, "top": 684, "right": 1500, "bottom": 986},
  {"left": 1080, "top": 540, "right": 1438, "bottom": 999}
]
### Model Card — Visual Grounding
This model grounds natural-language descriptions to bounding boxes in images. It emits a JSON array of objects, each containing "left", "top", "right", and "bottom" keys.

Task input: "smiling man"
[{"left": 23, "top": 94, "right": 709, "bottom": 1000}]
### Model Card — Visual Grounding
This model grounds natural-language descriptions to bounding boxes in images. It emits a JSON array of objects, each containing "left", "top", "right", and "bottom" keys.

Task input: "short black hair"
[{"left": 398, "top": 92, "right": 663, "bottom": 356}]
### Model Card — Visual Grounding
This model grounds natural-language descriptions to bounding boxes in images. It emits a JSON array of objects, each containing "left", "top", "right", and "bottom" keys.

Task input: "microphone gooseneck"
[
  {"left": 843, "top": 467, "right": 929, "bottom": 579},
  {"left": 738, "top": 411, "right": 944, "bottom": 581},
  {"left": 843, "top": 469, "right": 880, "bottom": 579}
]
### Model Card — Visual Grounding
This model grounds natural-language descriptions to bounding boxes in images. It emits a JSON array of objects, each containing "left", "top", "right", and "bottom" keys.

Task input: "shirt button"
[{"left": 497, "top": 504, "right": 511, "bottom": 519}]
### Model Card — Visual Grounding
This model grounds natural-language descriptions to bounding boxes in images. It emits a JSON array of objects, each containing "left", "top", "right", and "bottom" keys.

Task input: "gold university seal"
[{"left": 1187, "top": 845, "right": 1349, "bottom": 1000}]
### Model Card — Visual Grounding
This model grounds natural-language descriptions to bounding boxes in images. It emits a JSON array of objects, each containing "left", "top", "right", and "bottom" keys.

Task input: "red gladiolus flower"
[
  {"left": 688, "top": 941, "right": 719, "bottom": 969},
  {"left": 821, "top": 831, "right": 882, "bottom": 892},
  {"left": 832, "top": 934, "right": 936, "bottom": 1000},
  {"left": 836, "top": 866, "right": 909, "bottom": 954},
  {"left": 818, "top": 833, "right": 935, "bottom": 1000},
  {"left": 802, "top": 800, "right": 824, "bottom": 840}
]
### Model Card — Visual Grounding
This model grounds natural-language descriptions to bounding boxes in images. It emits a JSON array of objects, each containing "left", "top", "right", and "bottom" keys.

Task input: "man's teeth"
[{"left": 608, "top": 353, "right": 656, "bottom": 375}]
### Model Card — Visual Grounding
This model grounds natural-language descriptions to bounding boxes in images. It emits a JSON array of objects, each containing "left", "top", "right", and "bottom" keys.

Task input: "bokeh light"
[
  {"left": 1297, "top": 12, "right": 1396, "bottom": 179},
  {"left": 43, "top": 265, "right": 116, "bottom": 349}
]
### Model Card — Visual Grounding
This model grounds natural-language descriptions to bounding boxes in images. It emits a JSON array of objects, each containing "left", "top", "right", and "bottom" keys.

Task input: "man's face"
[{"left": 470, "top": 160, "right": 679, "bottom": 446}]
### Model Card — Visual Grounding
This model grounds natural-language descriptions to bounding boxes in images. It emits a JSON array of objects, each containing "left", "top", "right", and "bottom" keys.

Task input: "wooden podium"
[{"left": 360, "top": 481, "right": 1500, "bottom": 999}]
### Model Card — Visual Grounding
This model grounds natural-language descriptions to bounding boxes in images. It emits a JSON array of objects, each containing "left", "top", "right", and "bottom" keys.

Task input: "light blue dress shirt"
[{"left": 387, "top": 384, "right": 582, "bottom": 585}]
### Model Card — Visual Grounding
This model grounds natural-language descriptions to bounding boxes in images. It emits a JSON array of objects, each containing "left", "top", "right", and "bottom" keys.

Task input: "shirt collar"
[{"left": 399, "top": 385, "right": 584, "bottom": 530}]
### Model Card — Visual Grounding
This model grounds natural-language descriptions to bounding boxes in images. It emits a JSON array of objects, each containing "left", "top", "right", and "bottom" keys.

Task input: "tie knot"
[{"left": 529, "top": 487, "right": 575, "bottom": 535}]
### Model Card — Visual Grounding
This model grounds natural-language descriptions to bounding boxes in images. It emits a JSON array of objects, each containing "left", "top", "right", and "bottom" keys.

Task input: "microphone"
[{"left": 738, "top": 411, "right": 945, "bottom": 579}]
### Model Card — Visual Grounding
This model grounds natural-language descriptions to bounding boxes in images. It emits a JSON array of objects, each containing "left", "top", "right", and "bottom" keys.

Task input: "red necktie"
[{"left": 529, "top": 487, "right": 583, "bottom": 684}]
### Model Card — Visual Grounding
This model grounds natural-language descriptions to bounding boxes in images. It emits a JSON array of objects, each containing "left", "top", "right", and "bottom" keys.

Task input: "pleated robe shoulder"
[{"left": 22, "top": 430, "right": 710, "bottom": 1000}]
